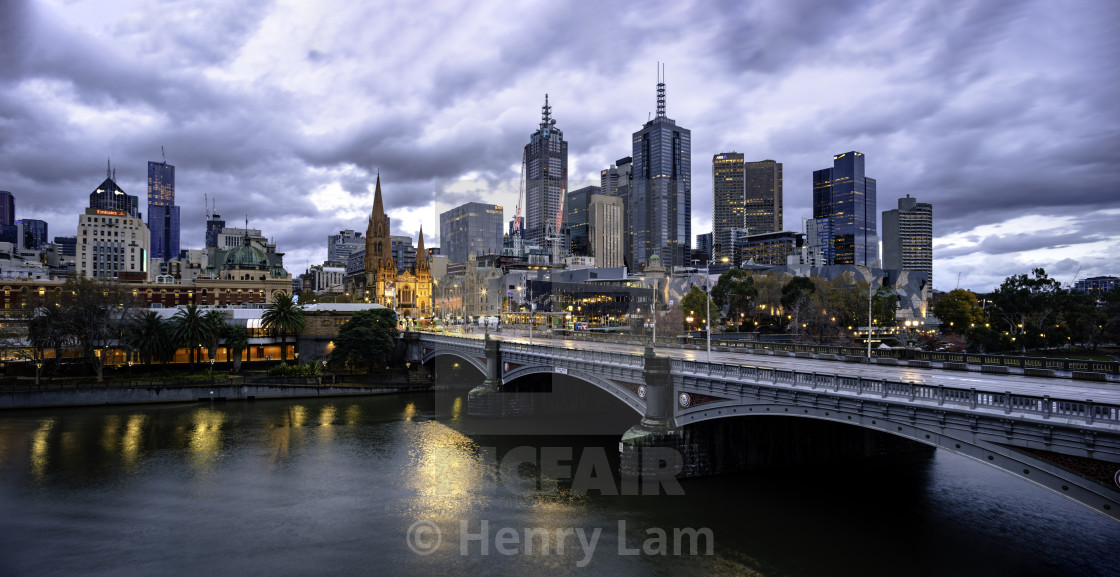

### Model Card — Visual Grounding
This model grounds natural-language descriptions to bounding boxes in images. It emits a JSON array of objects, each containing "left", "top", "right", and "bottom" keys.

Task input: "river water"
[{"left": 0, "top": 393, "right": 1117, "bottom": 576}]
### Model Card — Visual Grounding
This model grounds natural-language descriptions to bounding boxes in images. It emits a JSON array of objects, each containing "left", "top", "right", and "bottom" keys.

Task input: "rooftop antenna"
[
  {"left": 541, "top": 93, "right": 552, "bottom": 129},
  {"left": 656, "top": 61, "right": 666, "bottom": 118},
  {"left": 161, "top": 145, "right": 166, "bottom": 164},
  {"left": 106, "top": 157, "right": 111, "bottom": 180}
]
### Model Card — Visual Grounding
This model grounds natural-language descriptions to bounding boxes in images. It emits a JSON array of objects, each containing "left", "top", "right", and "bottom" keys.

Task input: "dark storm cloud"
[{"left": 0, "top": 0, "right": 1116, "bottom": 289}]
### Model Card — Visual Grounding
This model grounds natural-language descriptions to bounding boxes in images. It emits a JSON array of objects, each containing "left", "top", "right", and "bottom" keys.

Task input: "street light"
[
  {"left": 704, "top": 256, "right": 728, "bottom": 363},
  {"left": 35, "top": 359, "right": 43, "bottom": 387}
]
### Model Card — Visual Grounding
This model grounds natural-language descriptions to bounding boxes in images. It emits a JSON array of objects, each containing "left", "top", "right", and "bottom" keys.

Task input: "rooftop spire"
[
  {"left": 540, "top": 94, "right": 552, "bottom": 130},
  {"left": 656, "top": 62, "right": 666, "bottom": 119},
  {"left": 372, "top": 171, "right": 384, "bottom": 217},
  {"left": 106, "top": 157, "right": 111, "bottom": 180}
]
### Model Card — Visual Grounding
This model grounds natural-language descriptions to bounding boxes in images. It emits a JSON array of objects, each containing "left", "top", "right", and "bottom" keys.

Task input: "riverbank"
[{"left": 0, "top": 381, "right": 432, "bottom": 410}]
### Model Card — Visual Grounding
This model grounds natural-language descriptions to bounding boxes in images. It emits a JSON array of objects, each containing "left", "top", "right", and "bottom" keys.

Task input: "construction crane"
[
  {"left": 1068, "top": 265, "right": 1083, "bottom": 289},
  {"left": 513, "top": 149, "right": 526, "bottom": 256}
]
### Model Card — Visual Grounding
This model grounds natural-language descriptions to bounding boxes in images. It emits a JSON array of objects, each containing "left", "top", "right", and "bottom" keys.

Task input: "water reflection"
[
  {"left": 188, "top": 408, "right": 225, "bottom": 472},
  {"left": 319, "top": 405, "right": 337, "bottom": 427},
  {"left": 121, "top": 414, "right": 147, "bottom": 468},
  {"left": 345, "top": 404, "right": 361, "bottom": 426},
  {"left": 30, "top": 417, "right": 55, "bottom": 481}
]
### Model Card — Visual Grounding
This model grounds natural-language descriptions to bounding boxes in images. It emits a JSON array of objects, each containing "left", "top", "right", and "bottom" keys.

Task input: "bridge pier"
[
  {"left": 620, "top": 347, "right": 684, "bottom": 483},
  {"left": 466, "top": 334, "right": 533, "bottom": 417}
]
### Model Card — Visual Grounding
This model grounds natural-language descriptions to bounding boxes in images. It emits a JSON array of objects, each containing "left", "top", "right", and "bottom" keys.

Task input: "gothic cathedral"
[{"left": 358, "top": 174, "right": 432, "bottom": 318}]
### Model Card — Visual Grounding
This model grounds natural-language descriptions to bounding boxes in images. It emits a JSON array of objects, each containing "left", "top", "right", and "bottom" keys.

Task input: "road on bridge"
[{"left": 438, "top": 329, "right": 1120, "bottom": 405}]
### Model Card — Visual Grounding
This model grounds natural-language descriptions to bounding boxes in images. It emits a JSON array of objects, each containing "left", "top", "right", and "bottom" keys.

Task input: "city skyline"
[{"left": 1, "top": 0, "right": 1117, "bottom": 291}]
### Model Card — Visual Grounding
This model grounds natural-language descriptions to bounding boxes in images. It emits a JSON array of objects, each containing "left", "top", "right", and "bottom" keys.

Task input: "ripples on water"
[{"left": 0, "top": 394, "right": 1116, "bottom": 577}]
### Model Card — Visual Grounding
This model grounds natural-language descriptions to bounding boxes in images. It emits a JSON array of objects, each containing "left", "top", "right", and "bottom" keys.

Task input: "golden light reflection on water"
[
  {"left": 405, "top": 423, "right": 492, "bottom": 523},
  {"left": 188, "top": 408, "right": 226, "bottom": 472},
  {"left": 101, "top": 415, "right": 121, "bottom": 454},
  {"left": 30, "top": 418, "right": 55, "bottom": 480},
  {"left": 345, "top": 405, "right": 361, "bottom": 426},
  {"left": 289, "top": 405, "right": 307, "bottom": 428},
  {"left": 121, "top": 414, "right": 147, "bottom": 467},
  {"left": 318, "top": 405, "right": 337, "bottom": 427},
  {"left": 402, "top": 402, "right": 417, "bottom": 421},
  {"left": 450, "top": 397, "right": 462, "bottom": 421}
]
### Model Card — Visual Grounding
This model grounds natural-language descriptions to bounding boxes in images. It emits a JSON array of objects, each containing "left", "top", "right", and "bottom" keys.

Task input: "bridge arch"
[
  {"left": 421, "top": 349, "right": 486, "bottom": 375},
  {"left": 502, "top": 365, "right": 645, "bottom": 416},
  {"left": 676, "top": 402, "right": 1120, "bottom": 521}
]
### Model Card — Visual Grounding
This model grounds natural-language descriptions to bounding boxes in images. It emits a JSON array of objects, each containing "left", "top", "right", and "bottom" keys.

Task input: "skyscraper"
[
  {"left": 327, "top": 229, "right": 364, "bottom": 266},
  {"left": 524, "top": 95, "right": 568, "bottom": 253},
  {"left": 631, "top": 70, "right": 691, "bottom": 268},
  {"left": 90, "top": 162, "right": 140, "bottom": 218},
  {"left": 745, "top": 159, "right": 782, "bottom": 234},
  {"left": 812, "top": 151, "right": 878, "bottom": 266},
  {"left": 0, "top": 191, "right": 14, "bottom": 227},
  {"left": 601, "top": 157, "right": 633, "bottom": 266},
  {"left": 147, "top": 154, "right": 180, "bottom": 261},
  {"left": 882, "top": 194, "right": 933, "bottom": 283},
  {"left": 19, "top": 219, "right": 48, "bottom": 250},
  {"left": 589, "top": 194, "right": 624, "bottom": 268},
  {"left": 440, "top": 202, "right": 504, "bottom": 263},
  {"left": 565, "top": 185, "right": 598, "bottom": 256},
  {"left": 712, "top": 153, "right": 745, "bottom": 261}
]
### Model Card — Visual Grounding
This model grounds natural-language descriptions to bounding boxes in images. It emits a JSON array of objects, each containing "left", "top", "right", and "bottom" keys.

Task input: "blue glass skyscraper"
[
  {"left": 630, "top": 70, "right": 691, "bottom": 269},
  {"left": 812, "top": 151, "right": 878, "bottom": 266},
  {"left": 147, "top": 154, "right": 180, "bottom": 261}
]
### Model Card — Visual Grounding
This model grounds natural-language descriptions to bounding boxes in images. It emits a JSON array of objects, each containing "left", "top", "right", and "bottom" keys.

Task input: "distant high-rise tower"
[
  {"left": 882, "top": 194, "right": 933, "bottom": 283},
  {"left": 147, "top": 152, "right": 180, "bottom": 261},
  {"left": 600, "top": 157, "right": 633, "bottom": 266},
  {"left": 589, "top": 194, "right": 624, "bottom": 268},
  {"left": 631, "top": 67, "right": 691, "bottom": 268},
  {"left": 812, "top": 151, "right": 877, "bottom": 266},
  {"left": 745, "top": 160, "right": 782, "bottom": 234},
  {"left": 712, "top": 153, "right": 745, "bottom": 261},
  {"left": 90, "top": 161, "right": 140, "bottom": 217},
  {"left": 565, "top": 185, "right": 598, "bottom": 256},
  {"left": 524, "top": 95, "right": 568, "bottom": 253},
  {"left": 0, "top": 191, "right": 14, "bottom": 226},
  {"left": 439, "top": 202, "right": 505, "bottom": 263}
]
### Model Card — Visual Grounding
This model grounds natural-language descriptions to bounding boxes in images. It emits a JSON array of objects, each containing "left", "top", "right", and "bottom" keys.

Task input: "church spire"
[
  {"left": 415, "top": 224, "right": 429, "bottom": 273},
  {"left": 372, "top": 171, "right": 384, "bottom": 217}
]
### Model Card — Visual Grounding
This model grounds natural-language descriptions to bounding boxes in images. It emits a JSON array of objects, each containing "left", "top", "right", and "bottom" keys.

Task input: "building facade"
[
  {"left": 78, "top": 171, "right": 151, "bottom": 280},
  {"left": 147, "top": 159, "right": 180, "bottom": 261},
  {"left": 738, "top": 231, "right": 803, "bottom": 266},
  {"left": 440, "top": 202, "right": 504, "bottom": 263},
  {"left": 19, "top": 219, "right": 48, "bottom": 250},
  {"left": 524, "top": 95, "right": 568, "bottom": 252},
  {"left": 565, "top": 185, "right": 598, "bottom": 257},
  {"left": 589, "top": 193, "right": 624, "bottom": 268},
  {"left": 327, "top": 229, "right": 364, "bottom": 266},
  {"left": 630, "top": 75, "right": 691, "bottom": 269},
  {"left": 812, "top": 151, "right": 878, "bottom": 266},
  {"left": 882, "top": 194, "right": 933, "bottom": 285},
  {"left": 745, "top": 159, "right": 782, "bottom": 235},
  {"left": 0, "top": 191, "right": 13, "bottom": 227},
  {"left": 712, "top": 152, "right": 744, "bottom": 261},
  {"left": 352, "top": 175, "right": 432, "bottom": 318}
]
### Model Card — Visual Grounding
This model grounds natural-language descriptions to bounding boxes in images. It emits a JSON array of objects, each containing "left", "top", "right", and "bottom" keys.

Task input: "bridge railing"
[
  {"left": 673, "top": 359, "right": 1120, "bottom": 425},
  {"left": 500, "top": 341, "right": 644, "bottom": 368}
]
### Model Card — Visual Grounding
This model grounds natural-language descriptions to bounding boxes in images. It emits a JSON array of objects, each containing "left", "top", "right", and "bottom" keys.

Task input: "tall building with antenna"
[
  {"left": 523, "top": 94, "right": 568, "bottom": 257},
  {"left": 147, "top": 147, "right": 180, "bottom": 261},
  {"left": 630, "top": 65, "right": 691, "bottom": 269}
]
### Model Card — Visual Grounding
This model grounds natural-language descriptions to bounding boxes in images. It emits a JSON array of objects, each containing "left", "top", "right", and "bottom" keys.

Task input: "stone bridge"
[{"left": 409, "top": 332, "right": 1120, "bottom": 521}]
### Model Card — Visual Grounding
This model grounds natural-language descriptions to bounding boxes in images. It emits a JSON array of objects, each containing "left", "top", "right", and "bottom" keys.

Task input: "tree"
[
  {"left": 680, "top": 286, "right": 719, "bottom": 333},
  {"left": 59, "top": 277, "right": 131, "bottom": 382},
  {"left": 932, "top": 289, "right": 987, "bottom": 333},
  {"left": 261, "top": 292, "right": 306, "bottom": 363},
  {"left": 328, "top": 308, "right": 398, "bottom": 371},
  {"left": 171, "top": 304, "right": 212, "bottom": 370},
  {"left": 127, "top": 310, "right": 175, "bottom": 368},
  {"left": 27, "top": 306, "right": 70, "bottom": 370},
  {"left": 203, "top": 310, "right": 227, "bottom": 362},
  {"left": 225, "top": 324, "right": 250, "bottom": 372},
  {"left": 989, "top": 268, "right": 1068, "bottom": 351},
  {"left": 298, "top": 290, "right": 319, "bottom": 304},
  {"left": 711, "top": 269, "right": 759, "bottom": 329}
]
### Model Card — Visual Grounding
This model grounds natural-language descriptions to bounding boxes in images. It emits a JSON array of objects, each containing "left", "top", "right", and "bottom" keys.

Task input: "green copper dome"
[{"left": 224, "top": 236, "right": 270, "bottom": 270}]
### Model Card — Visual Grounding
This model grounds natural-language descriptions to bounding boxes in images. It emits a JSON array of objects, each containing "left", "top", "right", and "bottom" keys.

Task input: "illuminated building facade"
[
  {"left": 812, "top": 151, "right": 878, "bottom": 266},
  {"left": 882, "top": 195, "right": 933, "bottom": 284},
  {"left": 147, "top": 159, "right": 180, "bottom": 261}
]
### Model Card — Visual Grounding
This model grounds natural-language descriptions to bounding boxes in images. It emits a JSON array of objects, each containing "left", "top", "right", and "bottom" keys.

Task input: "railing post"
[
  {"left": 1043, "top": 395, "right": 1051, "bottom": 419},
  {"left": 833, "top": 374, "right": 839, "bottom": 392},
  {"left": 909, "top": 383, "right": 915, "bottom": 402},
  {"left": 1004, "top": 391, "right": 1012, "bottom": 414},
  {"left": 881, "top": 380, "right": 888, "bottom": 398},
  {"left": 938, "top": 385, "right": 944, "bottom": 406},
  {"left": 970, "top": 388, "right": 977, "bottom": 409},
  {"left": 857, "top": 377, "right": 863, "bottom": 395},
  {"left": 1086, "top": 399, "right": 1095, "bottom": 424}
]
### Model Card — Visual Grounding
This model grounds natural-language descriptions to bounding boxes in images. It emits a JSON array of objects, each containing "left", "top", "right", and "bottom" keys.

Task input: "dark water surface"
[{"left": 0, "top": 393, "right": 1117, "bottom": 576}]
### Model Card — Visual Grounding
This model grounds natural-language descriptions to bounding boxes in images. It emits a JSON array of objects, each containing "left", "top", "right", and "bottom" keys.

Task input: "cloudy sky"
[{"left": 2, "top": 0, "right": 1117, "bottom": 292}]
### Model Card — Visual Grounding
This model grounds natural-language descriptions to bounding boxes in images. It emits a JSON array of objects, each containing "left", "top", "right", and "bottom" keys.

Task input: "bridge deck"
[{"left": 442, "top": 330, "right": 1120, "bottom": 405}]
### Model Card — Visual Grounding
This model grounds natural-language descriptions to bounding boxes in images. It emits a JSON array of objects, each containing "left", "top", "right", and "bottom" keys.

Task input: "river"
[{"left": 0, "top": 393, "right": 1116, "bottom": 576}]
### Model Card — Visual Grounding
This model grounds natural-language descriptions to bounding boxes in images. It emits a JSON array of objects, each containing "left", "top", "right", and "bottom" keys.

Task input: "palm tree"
[
  {"left": 203, "top": 310, "right": 226, "bottom": 363},
  {"left": 127, "top": 310, "right": 175, "bottom": 368},
  {"left": 171, "top": 304, "right": 213, "bottom": 370},
  {"left": 261, "top": 293, "right": 306, "bottom": 363},
  {"left": 225, "top": 324, "right": 250, "bottom": 372}
]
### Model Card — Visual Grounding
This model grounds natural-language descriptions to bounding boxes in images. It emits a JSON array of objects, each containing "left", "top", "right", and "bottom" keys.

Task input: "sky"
[{"left": 1, "top": 0, "right": 1117, "bottom": 292}]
